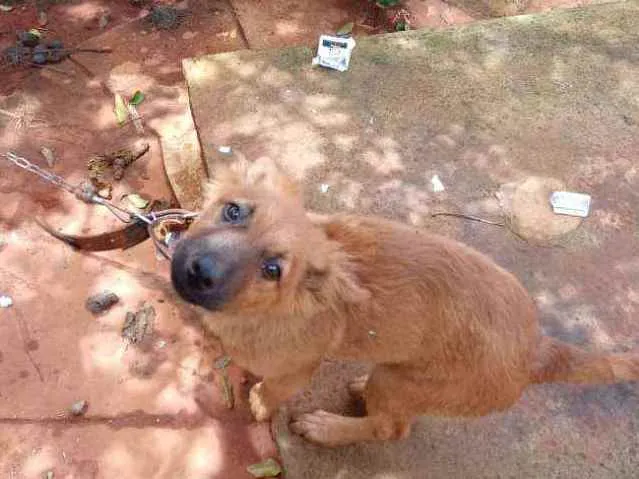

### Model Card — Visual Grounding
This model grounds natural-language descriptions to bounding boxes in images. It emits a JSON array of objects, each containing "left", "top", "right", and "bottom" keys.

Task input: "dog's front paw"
[
  {"left": 290, "top": 410, "right": 354, "bottom": 447},
  {"left": 249, "top": 382, "right": 275, "bottom": 422}
]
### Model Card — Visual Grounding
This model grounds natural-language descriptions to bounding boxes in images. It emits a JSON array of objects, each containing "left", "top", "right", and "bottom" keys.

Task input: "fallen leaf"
[
  {"left": 220, "top": 370, "right": 235, "bottom": 409},
  {"left": 40, "top": 146, "right": 56, "bottom": 167},
  {"left": 336, "top": 21, "right": 354, "bottom": 36},
  {"left": 247, "top": 458, "right": 282, "bottom": 478},
  {"left": 114, "top": 94, "right": 129, "bottom": 125},
  {"left": 129, "top": 90, "right": 145, "bottom": 106},
  {"left": 124, "top": 193, "right": 149, "bottom": 209}
]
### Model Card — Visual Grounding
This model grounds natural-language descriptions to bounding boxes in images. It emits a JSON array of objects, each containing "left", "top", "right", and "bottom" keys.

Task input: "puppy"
[{"left": 171, "top": 157, "right": 639, "bottom": 447}]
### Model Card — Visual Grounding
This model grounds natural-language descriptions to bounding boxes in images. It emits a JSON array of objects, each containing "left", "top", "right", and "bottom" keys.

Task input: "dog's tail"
[{"left": 531, "top": 336, "right": 639, "bottom": 385}]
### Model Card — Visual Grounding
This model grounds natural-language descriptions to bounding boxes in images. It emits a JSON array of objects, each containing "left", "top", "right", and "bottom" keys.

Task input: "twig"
[
  {"left": 431, "top": 212, "right": 505, "bottom": 226},
  {"left": 11, "top": 309, "right": 45, "bottom": 382},
  {"left": 28, "top": 62, "right": 75, "bottom": 76}
]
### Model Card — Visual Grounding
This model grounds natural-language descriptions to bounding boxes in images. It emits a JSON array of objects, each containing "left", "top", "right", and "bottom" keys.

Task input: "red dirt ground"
[{"left": 0, "top": 0, "right": 607, "bottom": 477}]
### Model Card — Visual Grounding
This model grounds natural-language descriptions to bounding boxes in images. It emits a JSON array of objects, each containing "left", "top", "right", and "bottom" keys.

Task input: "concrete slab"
[{"left": 184, "top": 2, "right": 639, "bottom": 478}]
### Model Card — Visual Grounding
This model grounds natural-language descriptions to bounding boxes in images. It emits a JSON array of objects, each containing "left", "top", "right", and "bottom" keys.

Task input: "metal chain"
[
  {"left": 2, "top": 151, "right": 147, "bottom": 223},
  {"left": 2, "top": 152, "right": 199, "bottom": 246},
  {"left": 3, "top": 151, "right": 78, "bottom": 195}
]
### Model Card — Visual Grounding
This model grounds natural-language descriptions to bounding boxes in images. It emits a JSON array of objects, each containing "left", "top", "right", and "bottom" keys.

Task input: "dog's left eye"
[{"left": 261, "top": 258, "right": 282, "bottom": 281}]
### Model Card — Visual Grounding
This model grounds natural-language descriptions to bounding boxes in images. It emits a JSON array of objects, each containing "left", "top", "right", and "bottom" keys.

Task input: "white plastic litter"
[
  {"left": 218, "top": 146, "right": 232, "bottom": 155},
  {"left": 320, "top": 183, "right": 330, "bottom": 193},
  {"left": 550, "top": 191, "right": 591, "bottom": 218},
  {"left": 0, "top": 295, "right": 13, "bottom": 308},
  {"left": 312, "top": 35, "right": 356, "bottom": 72},
  {"left": 431, "top": 175, "right": 445, "bottom": 193}
]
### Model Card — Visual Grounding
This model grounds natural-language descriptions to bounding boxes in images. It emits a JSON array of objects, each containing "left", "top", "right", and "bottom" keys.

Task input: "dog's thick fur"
[{"left": 171, "top": 157, "right": 639, "bottom": 447}]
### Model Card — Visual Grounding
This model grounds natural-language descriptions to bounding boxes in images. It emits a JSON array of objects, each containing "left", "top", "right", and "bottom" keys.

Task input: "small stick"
[
  {"left": 431, "top": 212, "right": 505, "bottom": 227},
  {"left": 28, "top": 62, "right": 75, "bottom": 76}
]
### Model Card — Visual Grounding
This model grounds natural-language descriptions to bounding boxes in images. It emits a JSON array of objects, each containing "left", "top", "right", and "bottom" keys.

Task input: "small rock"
[
  {"left": 0, "top": 295, "right": 13, "bottom": 308},
  {"left": 69, "top": 400, "right": 88, "bottom": 416},
  {"left": 182, "top": 30, "right": 196, "bottom": 40},
  {"left": 85, "top": 291, "right": 119, "bottom": 315},
  {"left": 98, "top": 13, "right": 110, "bottom": 29},
  {"left": 0, "top": 4, "right": 14, "bottom": 12},
  {"left": 32, "top": 52, "right": 47, "bottom": 65}
]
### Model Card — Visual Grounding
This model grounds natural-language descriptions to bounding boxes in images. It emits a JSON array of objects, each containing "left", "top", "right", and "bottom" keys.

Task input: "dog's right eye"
[{"left": 221, "top": 203, "right": 243, "bottom": 223}]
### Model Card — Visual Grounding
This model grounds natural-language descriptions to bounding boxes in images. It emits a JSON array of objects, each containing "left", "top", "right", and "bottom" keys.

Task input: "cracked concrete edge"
[{"left": 156, "top": 93, "right": 207, "bottom": 211}]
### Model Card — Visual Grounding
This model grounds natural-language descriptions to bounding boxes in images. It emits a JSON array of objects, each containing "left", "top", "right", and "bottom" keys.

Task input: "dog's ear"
[
  {"left": 304, "top": 243, "right": 370, "bottom": 304},
  {"left": 206, "top": 155, "right": 301, "bottom": 201}
]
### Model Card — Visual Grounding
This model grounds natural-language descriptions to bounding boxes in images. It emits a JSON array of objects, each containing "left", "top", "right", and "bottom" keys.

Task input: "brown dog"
[{"left": 170, "top": 157, "right": 639, "bottom": 447}]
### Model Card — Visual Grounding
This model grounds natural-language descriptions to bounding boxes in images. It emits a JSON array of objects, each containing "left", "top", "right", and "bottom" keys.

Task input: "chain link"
[{"left": 3, "top": 151, "right": 78, "bottom": 195}]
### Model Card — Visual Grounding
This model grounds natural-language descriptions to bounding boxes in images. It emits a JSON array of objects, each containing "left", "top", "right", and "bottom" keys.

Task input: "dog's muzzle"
[{"left": 170, "top": 230, "right": 252, "bottom": 311}]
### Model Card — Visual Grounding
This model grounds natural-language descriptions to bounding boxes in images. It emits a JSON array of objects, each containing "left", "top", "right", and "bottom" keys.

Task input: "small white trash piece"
[
  {"left": 0, "top": 295, "right": 13, "bottom": 308},
  {"left": 550, "top": 191, "right": 591, "bottom": 218},
  {"left": 320, "top": 183, "right": 330, "bottom": 193},
  {"left": 431, "top": 175, "right": 445, "bottom": 193},
  {"left": 312, "top": 35, "right": 356, "bottom": 72}
]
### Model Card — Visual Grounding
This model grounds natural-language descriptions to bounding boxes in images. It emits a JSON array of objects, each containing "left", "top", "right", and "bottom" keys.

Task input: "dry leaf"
[
  {"left": 40, "top": 146, "right": 56, "bottom": 167},
  {"left": 247, "top": 458, "right": 282, "bottom": 478},
  {"left": 114, "top": 94, "right": 129, "bottom": 125},
  {"left": 124, "top": 193, "right": 149, "bottom": 209},
  {"left": 336, "top": 21, "right": 354, "bottom": 36}
]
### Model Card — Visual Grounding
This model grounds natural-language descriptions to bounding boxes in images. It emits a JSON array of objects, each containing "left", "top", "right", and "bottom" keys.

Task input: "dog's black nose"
[{"left": 187, "top": 254, "right": 226, "bottom": 290}]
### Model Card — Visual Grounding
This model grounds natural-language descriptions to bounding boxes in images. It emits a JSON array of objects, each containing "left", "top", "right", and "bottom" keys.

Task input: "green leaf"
[
  {"left": 114, "top": 94, "right": 129, "bottom": 125},
  {"left": 336, "top": 21, "right": 354, "bottom": 36},
  {"left": 125, "top": 193, "right": 149, "bottom": 209},
  {"left": 129, "top": 90, "right": 145, "bottom": 106},
  {"left": 246, "top": 458, "right": 282, "bottom": 478}
]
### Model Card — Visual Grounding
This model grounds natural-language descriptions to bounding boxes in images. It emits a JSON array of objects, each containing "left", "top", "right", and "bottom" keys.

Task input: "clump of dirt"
[{"left": 122, "top": 303, "right": 156, "bottom": 345}]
